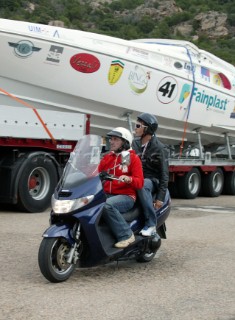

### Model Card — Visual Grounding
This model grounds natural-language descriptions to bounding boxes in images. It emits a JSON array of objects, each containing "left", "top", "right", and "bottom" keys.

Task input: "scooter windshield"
[{"left": 58, "top": 134, "right": 103, "bottom": 190}]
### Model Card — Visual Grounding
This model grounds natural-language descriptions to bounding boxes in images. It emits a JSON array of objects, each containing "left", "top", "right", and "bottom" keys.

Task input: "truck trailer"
[
  {"left": 0, "top": 19, "right": 234, "bottom": 212},
  {"left": 0, "top": 104, "right": 88, "bottom": 212}
]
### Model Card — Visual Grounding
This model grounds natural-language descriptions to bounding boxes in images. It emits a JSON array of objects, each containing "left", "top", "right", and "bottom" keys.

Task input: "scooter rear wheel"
[
  {"left": 136, "top": 236, "right": 161, "bottom": 262},
  {"left": 38, "top": 237, "right": 76, "bottom": 283}
]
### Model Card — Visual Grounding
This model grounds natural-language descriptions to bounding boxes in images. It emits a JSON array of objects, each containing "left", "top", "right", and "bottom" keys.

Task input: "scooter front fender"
[{"left": 42, "top": 224, "right": 74, "bottom": 245}]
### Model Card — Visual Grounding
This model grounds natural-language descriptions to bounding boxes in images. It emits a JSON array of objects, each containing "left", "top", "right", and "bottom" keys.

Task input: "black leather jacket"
[{"left": 132, "top": 135, "right": 169, "bottom": 202}]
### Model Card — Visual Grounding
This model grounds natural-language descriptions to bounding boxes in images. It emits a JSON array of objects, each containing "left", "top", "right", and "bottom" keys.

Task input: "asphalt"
[{"left": 0, "top": 195, "right": 235, "bottom": 320}]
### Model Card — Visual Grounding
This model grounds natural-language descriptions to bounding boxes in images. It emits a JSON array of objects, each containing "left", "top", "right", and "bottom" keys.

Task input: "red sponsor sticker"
[{"left": 70, "top": 53, "right": 100, "bottom": 73}]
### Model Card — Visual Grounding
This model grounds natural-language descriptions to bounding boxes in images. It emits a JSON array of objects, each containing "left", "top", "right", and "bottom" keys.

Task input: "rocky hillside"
[{"left": 0, "top": 0, "right": 235, "bottom": 64}]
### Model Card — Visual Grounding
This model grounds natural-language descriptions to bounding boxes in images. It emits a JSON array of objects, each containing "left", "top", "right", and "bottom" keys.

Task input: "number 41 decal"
[{"left": 157, "top": 76, "right": 178, "bottom": 104}]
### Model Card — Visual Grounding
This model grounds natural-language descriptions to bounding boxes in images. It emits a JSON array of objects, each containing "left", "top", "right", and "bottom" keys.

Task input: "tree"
[
  {"left": 137, "top": 16, "right": 155, "bottom": 34},
  {"left": 150, "top": 21, "right": 171, "bottom": 38}
]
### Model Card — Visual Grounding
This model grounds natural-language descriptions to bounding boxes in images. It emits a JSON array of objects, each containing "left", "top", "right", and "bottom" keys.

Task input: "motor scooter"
[{"left": 38, "top": 134, "right": 171, "bottom": 283}]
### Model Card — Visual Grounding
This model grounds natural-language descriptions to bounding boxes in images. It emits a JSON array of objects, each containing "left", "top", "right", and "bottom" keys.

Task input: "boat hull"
[{"left": 0, "top": 19, "right": 235, "bottom": 146}]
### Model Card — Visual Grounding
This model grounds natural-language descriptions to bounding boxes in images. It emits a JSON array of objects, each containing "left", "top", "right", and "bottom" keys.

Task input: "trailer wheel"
[
  {"left": 178, "top": 168, "right": 201, "bottom": 199},
  {"left": 17, "top": 156, "right": 58, "bottom": 212},
  {"left": 201, "top": 168, "right": 224, "bottom": 197},
  {"left": 223, "top": 172, "right": 235, "bottom": 195}
]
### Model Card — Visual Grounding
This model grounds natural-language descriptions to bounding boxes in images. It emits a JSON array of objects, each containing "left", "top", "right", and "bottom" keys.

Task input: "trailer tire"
[
  {"left": 201, "top": 168, "right": 224, "bottom": 197},
  {"left": 17, "top": 155, "right": 58, "bottom": 213},
  {"left": 178, "top": 168, "right": 201, "bottom": 199},
  {"left": 223, "top": 172, "right": 235, "bottom": 195}
]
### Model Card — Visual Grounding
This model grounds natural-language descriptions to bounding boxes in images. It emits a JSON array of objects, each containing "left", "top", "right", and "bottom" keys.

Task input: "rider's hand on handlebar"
[
  {"left": 119, "top": 175, "right": 132, "bottom": 184},
  {"left": 99, "top": 171, "right": 111, "bottom": 181}
]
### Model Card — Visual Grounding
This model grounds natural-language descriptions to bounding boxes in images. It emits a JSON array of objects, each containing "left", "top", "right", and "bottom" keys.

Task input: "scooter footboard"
[{"left": 42, "top": 224, "right": 74, "bottom": 245}]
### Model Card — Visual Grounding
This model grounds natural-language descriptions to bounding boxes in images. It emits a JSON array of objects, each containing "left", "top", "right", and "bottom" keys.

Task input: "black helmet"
[{"left": 137, "top": 113, "right": 158, "bottom": 134}]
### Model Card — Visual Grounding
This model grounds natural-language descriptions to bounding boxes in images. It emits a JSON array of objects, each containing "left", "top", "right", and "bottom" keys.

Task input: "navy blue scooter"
[{"left": 38, "top": 134, "right": 171, "bottom": 283}]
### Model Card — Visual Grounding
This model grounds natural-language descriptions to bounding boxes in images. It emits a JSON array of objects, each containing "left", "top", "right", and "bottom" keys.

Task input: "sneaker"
[
  {"left": 114, "top": 233, "right": 135, "bottom": 249},
  {"left": 140, "top": 226, "right": 156, "bottom": 237}
]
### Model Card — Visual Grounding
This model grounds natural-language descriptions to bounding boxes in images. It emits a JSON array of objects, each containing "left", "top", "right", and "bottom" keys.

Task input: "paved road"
[{"left": 0, "top": 196, "right": 235, "bottom": 320}]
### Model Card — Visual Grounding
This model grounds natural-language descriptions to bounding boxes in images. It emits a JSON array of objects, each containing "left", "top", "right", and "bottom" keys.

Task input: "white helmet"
[{"left": 107, "top": 127, "right": 133, "bottom": 147}]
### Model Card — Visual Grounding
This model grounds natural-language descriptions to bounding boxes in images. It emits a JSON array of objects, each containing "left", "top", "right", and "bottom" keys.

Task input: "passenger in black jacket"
[{"left": 132, "top": 113, "right": 169, "bottom": 237}]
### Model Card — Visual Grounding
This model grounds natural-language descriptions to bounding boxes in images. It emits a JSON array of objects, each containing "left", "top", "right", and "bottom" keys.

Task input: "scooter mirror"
[{"left": 121, "top": 151, "right": 130, "bottom": 166}]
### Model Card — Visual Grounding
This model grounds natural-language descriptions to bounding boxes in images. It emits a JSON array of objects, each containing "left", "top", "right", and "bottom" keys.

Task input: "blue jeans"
[
  {"left": 137, "top": 178, "right": 156, "bottom": 227},
  {"left": 102, "top": 194, "right": 134, "bottom": 242}
]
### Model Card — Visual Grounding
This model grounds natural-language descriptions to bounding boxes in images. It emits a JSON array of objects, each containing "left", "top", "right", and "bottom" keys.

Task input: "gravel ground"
[{"left": 0, "top": 196, "right": 235, "bottom": 320}]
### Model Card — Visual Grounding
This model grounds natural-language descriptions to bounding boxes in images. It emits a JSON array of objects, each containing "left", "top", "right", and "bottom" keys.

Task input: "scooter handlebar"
[{"left": 99, "top": 171, "right": 124, "bottom": 182}]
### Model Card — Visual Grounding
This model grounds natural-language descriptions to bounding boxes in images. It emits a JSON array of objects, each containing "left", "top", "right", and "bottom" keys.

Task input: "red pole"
[{"left": 86, "top": 114, "right": 91, "bottom": 134}]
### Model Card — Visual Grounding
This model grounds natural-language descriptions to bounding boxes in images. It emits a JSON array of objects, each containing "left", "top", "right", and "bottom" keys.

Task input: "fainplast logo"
[
  {"left": 178, "top": 83, "right": 229, "bottom": 111},
  {"left": 192, "top": 87, "right": 228, "bottom": 111}
]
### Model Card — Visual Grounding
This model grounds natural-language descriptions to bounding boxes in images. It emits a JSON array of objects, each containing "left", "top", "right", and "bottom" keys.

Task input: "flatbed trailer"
[{"left": 167, "top": 130, "right": 235, "bottom": 198}]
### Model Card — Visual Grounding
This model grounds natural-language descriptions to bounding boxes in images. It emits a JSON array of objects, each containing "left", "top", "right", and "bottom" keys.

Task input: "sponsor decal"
[
  {"left": 232, "top": 77, "right": 235, "bottom": 87},
  {"left": 46, "top": 45, "right": 64, "bottom": 64},
  {"left": 127, "top": 47, "right": 149, "bottom": 60},
  {"left": 163, "top": 56, "right": 172, "bottom": 67},
  {"left": 90, "top": 147, "right": 100, "bottom": 164},
  {"left": 184, "top": 62, "right": 196, "bottom": 73},
  {"left": 70, "top": 53, "right": 100, "bottom": 73},
  {"left": 28, "top": 25, "right": 60, "bottom": 38},
  {"left": 8, "top": 40, "right": 41, "bottom": 58},
  {"left": 201, "top": 67, "right": 210, "bottom": 82},
  {"left": 174, "top": 61, "right": 183, "bottom": 69},
  {"left": 157, "top": 77, "right": 178, "bottom": 104},
  {"left": 216, "top": 73, "right": 231, "bottom": 90},
  {"left": 57, "top": 144, "right": 73, "bottom": 150},
  {"left": 108, "top": 60, "right": 124, "bottom": 85},
  {"left": 179, "top": 83, "right": 191, "bottom": 107},
  {"left": 213, "top": 74, "right": 222, "bottom": 86},
  {"left": 128, "top": 65, "right": 150, "bottom": 94},
  {"left": 230, "top": 105, "right": 235, "bottom": 118},
  {"left": 179, "top": 83, "right": 229, "bottom": 112}
]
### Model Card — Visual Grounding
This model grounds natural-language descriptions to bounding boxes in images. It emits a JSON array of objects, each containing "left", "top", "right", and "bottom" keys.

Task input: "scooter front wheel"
[{"left": 38, "top": 237, "right": 76, "bottom": 283}]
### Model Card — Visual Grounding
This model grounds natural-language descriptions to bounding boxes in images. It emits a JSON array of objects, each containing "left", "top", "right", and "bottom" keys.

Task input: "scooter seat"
[
  {"left": 122, "top": 203, "right": 140, "bottom": 222},
  {"left": 122, "top": 192, "right": 157, "bottom": 222}
]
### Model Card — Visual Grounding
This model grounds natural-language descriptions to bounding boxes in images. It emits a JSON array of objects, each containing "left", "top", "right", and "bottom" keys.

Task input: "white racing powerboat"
[{"left": 0, "top": 18, "right": 235, "bottom": 146}]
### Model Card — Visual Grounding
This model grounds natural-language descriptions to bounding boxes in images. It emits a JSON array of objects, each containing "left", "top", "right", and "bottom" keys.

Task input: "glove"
[{"left": 99, "top": 171, "right": 110, "bottom": 181}]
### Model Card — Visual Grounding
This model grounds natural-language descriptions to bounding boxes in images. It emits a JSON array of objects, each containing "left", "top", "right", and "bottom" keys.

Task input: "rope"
[
  {"left": 179, "top": 47, "right": 196, "bottom": 157},
  {"left": 0, "top": 87, "right": 56, "bottom": 144},
  {"left": 143, "top": 41, "right": 196, "bottom": 158}
]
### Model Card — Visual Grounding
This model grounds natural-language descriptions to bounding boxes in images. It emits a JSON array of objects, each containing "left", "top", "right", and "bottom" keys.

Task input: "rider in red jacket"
[
  {"left": 99, "top": 149, "right": 143, "bottom": 201},
  {"left": 98, "top": 127, "right": 144, "bottom": 249}
]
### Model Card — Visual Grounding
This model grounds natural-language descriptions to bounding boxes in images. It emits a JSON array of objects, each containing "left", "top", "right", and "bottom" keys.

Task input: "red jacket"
[{"left": 98, "top": 150, "right": 144, "bottom": 201}]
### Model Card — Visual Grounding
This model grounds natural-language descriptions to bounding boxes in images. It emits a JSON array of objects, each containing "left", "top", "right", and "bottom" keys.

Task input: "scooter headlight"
[{"left": 52, "top": 194, "right": 94, "bottom": 214}]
